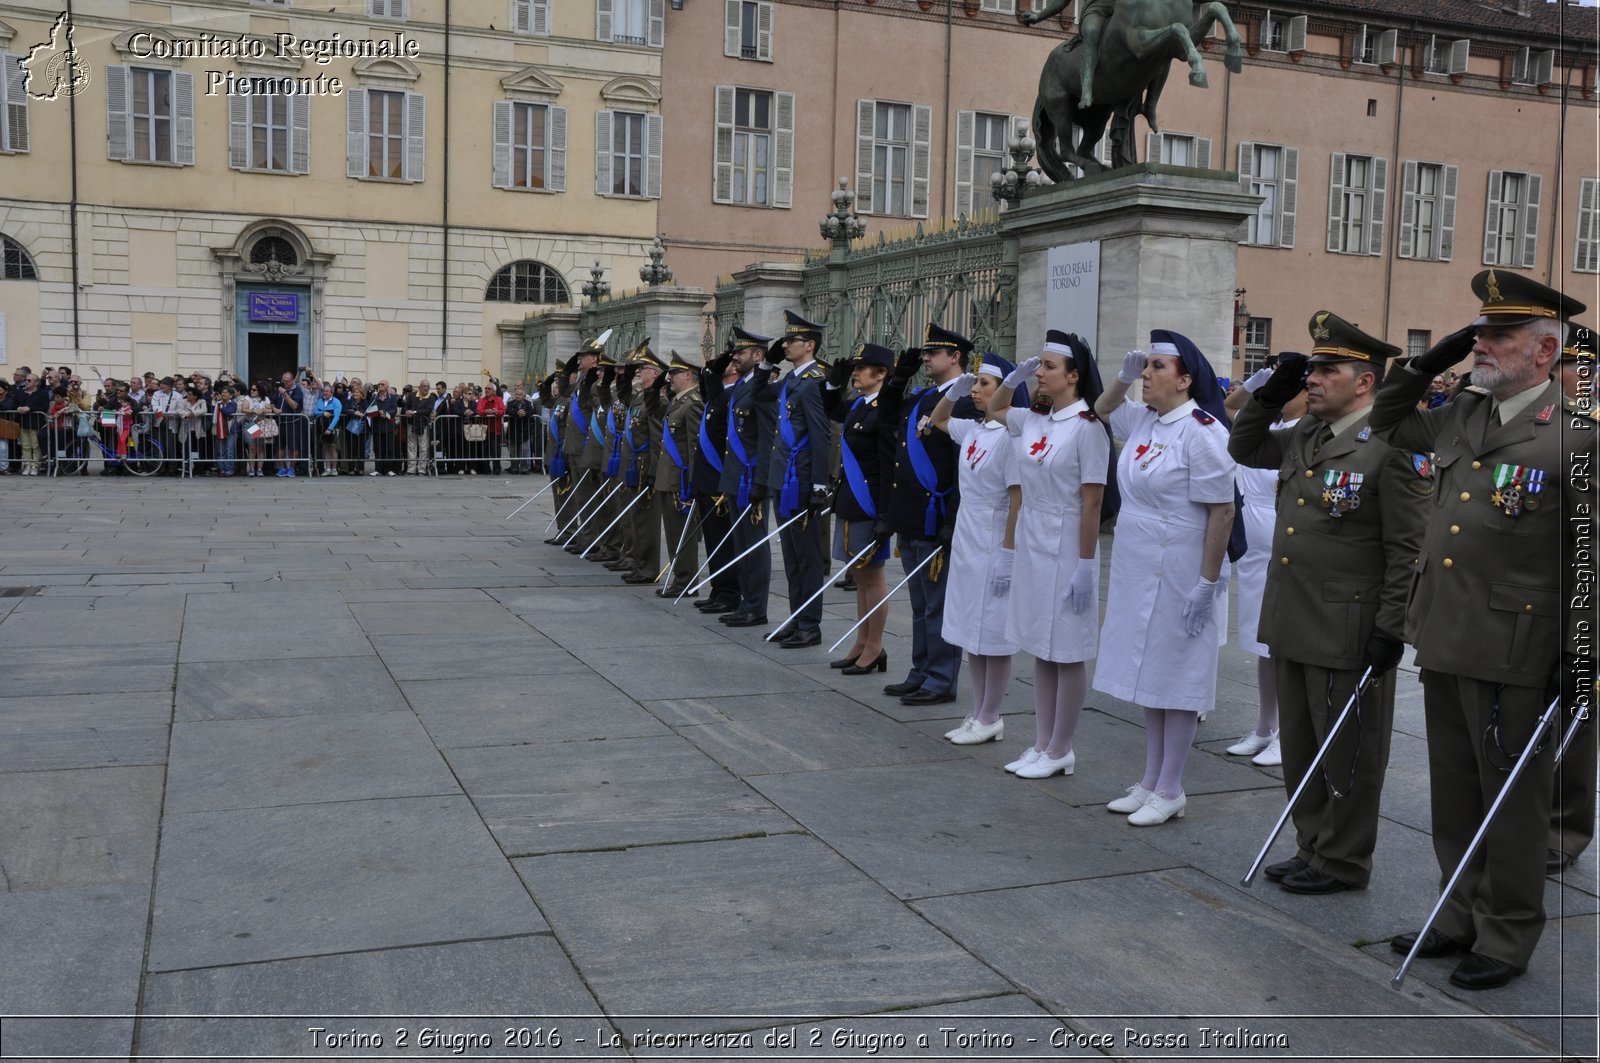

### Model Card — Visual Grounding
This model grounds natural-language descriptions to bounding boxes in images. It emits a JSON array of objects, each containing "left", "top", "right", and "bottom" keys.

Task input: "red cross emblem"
[
  {"left": 1029, "top": 436, "right": 1049, "bottom": 456},
  {"left": 967, "top": 439, "right": 978, "bottom": 460}
]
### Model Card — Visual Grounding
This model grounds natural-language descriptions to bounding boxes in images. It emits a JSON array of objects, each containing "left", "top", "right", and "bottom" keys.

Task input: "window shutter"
[
  {"left": 0, "top": 54, "right": 8, "bottom": 152},
  {"left": 1367, "top": 155, "right": 1387, "bottom": 256},
  {"left": 1326, "top": 152, "right": 1346, "bottom": 252},
  {"left": 1439, "top": 163, "right": 1457, "bottom": 261},
  {"left": 1520, "top": 173, "right": 1541, "bottom": 269},
  {"left": 1280, "top": 147, "right": 1298, "bottom": 248},
  {"left": 532, "top": 0, "right": 550, "bottom": 34},
  {"left": 910, "top": 103, "right": 931, "bottom": 218},
  {"left": 2, "top": 54, "right": 25, "bottom": 152},
  {"left": 648, "top": 0, "right": 665, "bottom": 47},
  {"left": 492, "top": 100, "right": 513, "bottom": 189},
  {"left": 1449, "top": 39, "right": 1470, "bottom": 75},
  {"left": 1377, "top": 28, "right": 1397, "bottom": 67},
  {"left": 855, "top": 99, "right": 875, "bottom": 214},
  {"left": 1195, "top": 136, "right": 1212, "bottom": 170},
  {"left": 724, "top": 0, "right": 741, "bottom": 56},
  {"left": 713, "top": 86, "right": 735, "bottom": 203},
  {"left": 756, "top": 1, "right": 773, "bottom": 60},
  {"left": 290, "top": 95, "right": 310, "bottom": 174},
  {"left": 1287, "top": 15, "right": 1307, "bottom": 52},
  {"left": 772, "top": 90, "right": 794, "bottom": 208},
  {"left": 173, "top": 72, "right": 195, "bottom": 166},
  {"left": 228, "top": 94, "right": 249, "bottom": 169},
  {"left": 1398, "top": 160, "right": 1417, "bottom": 259},
  {"left": 1483, "top": 169, "right": 1504, "bottom": 265},
  {"left": 106, "top": 65, "right": 131, "bottom": 160},
  {"left": 513, "top": 0, "right": 532, "bottom": 34},
  {"left": 1577, "top": 178, "right": 1598, "bottom": 272},
  {"left": 404, "top": 91, "right": 426, "bottom": 182},
  {"left": 954, "top": 110, "right": 975, "bottom": 219},
  {"left": 645, "top": 112, "right": 664, "bottom": 197},
  {"left": 1236, "top": 140, "right": 1254, "bottom": 188},
  {"left": 1534, "top": 50, "right": 1554, "bottom": 87},
  {"left": 594, "top": 110, "right": 613, "bottom": 195},
  {"left": 596, "top": 0, "right": 613, "bottom": 42},
  {"left": 1146, "top": 131, "right": 1160, "bottom": 163},
  {"left": 346, "top": 88, "right": 367, "bottom": 178},
  {"left": 548, "top": 105, "right": 567, "bottom": 191}
]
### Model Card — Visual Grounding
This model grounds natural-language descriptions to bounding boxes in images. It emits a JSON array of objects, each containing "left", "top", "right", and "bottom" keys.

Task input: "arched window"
[
  {"left": 2, "top": 235, "right": 37, "bottom": 280},
  {"left": 249, "top": 235, "right": 299, "bottom": 268},
  {"left": 486, "top": 260, "right": 569, "bottom": 304}
]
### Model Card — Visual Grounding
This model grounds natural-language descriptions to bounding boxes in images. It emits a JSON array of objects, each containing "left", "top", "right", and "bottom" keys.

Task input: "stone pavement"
[{"left": 0, "top": 475, "right": 1594, "bottom": 1062}]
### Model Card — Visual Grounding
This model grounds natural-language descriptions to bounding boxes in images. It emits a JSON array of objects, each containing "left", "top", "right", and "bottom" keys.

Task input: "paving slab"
[
  {"left": 370, "top": 630, "right": 575, "bottom": 681},
  {"left": 447, "top": 733, "right": 794, "bottom": 855},
  {"left": 0, "top": 657, "right": 173, "bottom": 698},
  {"left": 0, "top": 765, "right": 163, "bottom": 890},
  {"left": 0, "top": 691, "right": 172, "bottom": 773},
  {"left": 569, "top": 643, "right": 822, "bottom": 701},
  {"left": 348, "top": 600, "right": 526, "bottom": 636},
  {"left": 174, "top": 655, "right": 409, "bottom": 723},
  {"left": 401, "top": 672, "right": 662, "bottom": 748},
  {"left": 148, "top": 796, "right": 545, "bottom": 972},
  {"left": 514, "top": 834, "right": 1010, "bottom": 1030},
  {"left": 0, "top": 601, "right": 182, "bottom": 648}
]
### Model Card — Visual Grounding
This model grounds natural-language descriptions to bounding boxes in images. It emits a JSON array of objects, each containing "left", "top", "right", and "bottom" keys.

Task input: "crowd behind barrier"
[{"left": 0, "top": 366, "right": 545, "bottom": 479}]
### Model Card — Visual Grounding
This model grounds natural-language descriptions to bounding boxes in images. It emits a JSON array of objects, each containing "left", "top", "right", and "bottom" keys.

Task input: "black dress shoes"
[
  {"left": 833, "top": 573, "right": 857, "bottom": 590},
  {"left": 883, "top": 680, "right": 921, "bottom": 697},
  {"left": 696, "top": 598, "right": 738, "bottom": 613},
  {"left": 1390, "top": 928, "right": 1467, "bottom": 959},
  {"left": 1278, "top": 866, "right": 1359, "bottom": 895},
  {"left": 778, "top": 629, "right": 821, "bottom": 648},
  {"left": 829, "top": 654, "right": 862, "bottom": 669},
  {"left": 900, "top": 688, "right": 956, "bottom": 706},
  {"left": 1449, "top": 952, "right": 1524, "bottom": 990},
  {"left": 622, "top": 572, "right": 654, "bottom": 584},
  {"left": 563, "top": 543, "right": 584, "bottom": 554},
  {"left": 1547, "top": 848, "right": 1577, "bottom": 875},
  {"left": 659, "top": 585, "right": 695, "bottom": 599},
  {"left": 767, "top": 625, "right": 797, "bottom": 642},
  {"left": 720, "top": 612, "right": 767, "bottom": 627},
  {"left": 842, "top": 651, "right": 888, "bottom": 675},
  {"left": 1263, "top": 856, "right": 1309, "bottom": 883}
]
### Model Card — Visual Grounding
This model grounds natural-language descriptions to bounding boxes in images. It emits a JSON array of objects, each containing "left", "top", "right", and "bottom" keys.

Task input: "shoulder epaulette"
[
  {"left": 1465, "top": 385, "right": 1491, "bottom": 395},
  {"left": 1078, "top": 410, "right": 1099, "bottom": 422},
  {"left": 1191, "top": 409, "right": 1215, "bottom": 425}
]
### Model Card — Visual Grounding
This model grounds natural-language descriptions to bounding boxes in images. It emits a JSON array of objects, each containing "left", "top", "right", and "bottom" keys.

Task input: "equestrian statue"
[{"left": 1023, "top": 0, "right": 1243, "bottom": 183}]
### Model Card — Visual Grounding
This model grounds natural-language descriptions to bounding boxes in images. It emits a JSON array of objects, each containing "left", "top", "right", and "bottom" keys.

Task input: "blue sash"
[
  {"left": 569, "top": 396, "right": 589, "bottom": 440},
  {"left": 661, "top": 407, "right": 693, "bottom": 503},
  {"left": 549, "top": 408, "right": 567, "bottom": 480},
  {"left": 839, "top": 396, "right": 877, "bottom": 520},
  {"left": 777, "top": 377, "right": 810, "bottom": 518},
  {"left": 726, "top": 384, "right": 756, "bottom": 509},
  {"left": 904, "top": 390, "right": 949, "bottom": 536},
  {"left": 697, "top": 399, "right": 723, "bottom": 474},
  {"left": 604, "top": 407, "right": 622, "bottom": 478}
]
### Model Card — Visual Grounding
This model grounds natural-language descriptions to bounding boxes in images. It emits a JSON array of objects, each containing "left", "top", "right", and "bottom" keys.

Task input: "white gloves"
[
  {"left": 1242, "top": 367, "right": 1274, "bottom": 393},
  {"left": 1003, "top": 357, "right": 1040, "bottom": 390},
  {"left": 990, "top": 548, "right": 1015, "bottom": 598},
  {"left": 1181, "top": 577, "right": 1220, "bottom": 637},
  {"left": 1117, "top": 350, "right": 1148, "bottom": 385},
  {"left": 946, "top": 373, "right": 976, "bottom": 402},
  {"left": 1065, "top": 557, "right": 1097, "bottom": 614}
]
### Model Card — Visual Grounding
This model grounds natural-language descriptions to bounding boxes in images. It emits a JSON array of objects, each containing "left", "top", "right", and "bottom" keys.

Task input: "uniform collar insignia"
[
  {"left": 1356, "top": 426, "right": 1371, "bottom": 441},
  {"left": 1536, "top": 403, "right": 1555, "bottom": 423}
]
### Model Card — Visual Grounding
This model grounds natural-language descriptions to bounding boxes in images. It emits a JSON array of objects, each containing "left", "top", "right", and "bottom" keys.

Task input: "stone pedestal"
[
  {"left": 634, "top": 287, "right": 713, "bottom": 359},
  {"left": 732, "top": 262, "right": 806, "bottom": 335},
  {"left": 1002, "top": 164, "right": 1261, "bottom": 378},
  {"left": 519, "top": 306, "right": 582, "bottom": 380}
]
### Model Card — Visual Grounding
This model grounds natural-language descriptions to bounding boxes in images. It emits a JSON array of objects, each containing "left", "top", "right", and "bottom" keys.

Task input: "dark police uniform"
[
  {"left": 1229, "top": 313, "right": 1430, "bottom": 894},
  {"left": 825, "top": 344, "right": 894, "bottom": 570},
  {"left": 1368, "top": 270, "right": 1593, "bottom": 984},
  {"left": 654, "top": 352, "right": 706, "bottom": 595},
  {"left": 717, "top": 328, "right": 779, "bottom": 625},
  {"left": 693, "top": 345, "right": 741, "bottom": 612}
]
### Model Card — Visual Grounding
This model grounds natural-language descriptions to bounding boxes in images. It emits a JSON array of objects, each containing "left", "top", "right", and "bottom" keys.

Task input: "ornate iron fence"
[{"left": 582, "top": 292, "right": 651, "bottom": 361}]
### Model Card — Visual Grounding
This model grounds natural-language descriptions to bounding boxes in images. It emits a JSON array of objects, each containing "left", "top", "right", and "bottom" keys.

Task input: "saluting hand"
[
  {"left": 1116, "top": 350, "right": 1148, "bottom": 385},
  {"left": 1409, "top": 324, "right": 1477, "bottom": 376},
  {"left": 1254, "top": 353, "right": 1310, "bottom": 408},
  {"left": 1003, "top": 358, "right": 1040, "bottom": 389},
  {"left": 946, "top": 373, "right": 977, "bottom": 402}
]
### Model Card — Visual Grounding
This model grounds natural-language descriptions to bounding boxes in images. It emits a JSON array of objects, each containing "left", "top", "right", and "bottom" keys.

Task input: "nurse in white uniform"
[
  {"left": 1221, "top": 364, "right": 1309, "bottom": 768},
  {"left": 928, "top": 354, "right": 1023, "bottom": 745},
  {"left": 1092, "top": 330, "right": 1237, "bottom": 826}
]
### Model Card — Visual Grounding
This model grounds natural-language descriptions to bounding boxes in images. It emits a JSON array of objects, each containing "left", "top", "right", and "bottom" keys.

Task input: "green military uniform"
[
  {"left": 542, "top": 373, "right": 579, "bottom": 534},
  {"left": 616, "top": 345, "right": 668, "bottom": 581},
  {"left": 1367, "top": 270, "right": 1592, "bottom": 977},
  {"left": 590, "top": 362, "right": 631, "bottom": 560},
  {"left": 654, "top": 352, "right": 707, "bottom": 594},
  {"left": 557, "top": 341, "right": 604, "bottom": 544},
  {"left": 1229, "top": 313, "right": 1430, "bottom": 892}
]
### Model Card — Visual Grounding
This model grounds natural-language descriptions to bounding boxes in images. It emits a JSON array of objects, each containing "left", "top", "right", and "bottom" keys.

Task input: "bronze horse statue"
[{"left": 1028, "top": 0, "right": 1243, "bottom": 183}]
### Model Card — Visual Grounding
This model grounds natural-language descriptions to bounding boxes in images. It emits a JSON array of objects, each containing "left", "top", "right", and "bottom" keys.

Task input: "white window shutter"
[
  {"left": 1449, "top": 39, "right": 1470, "bottom": 75},
  {"left": 1287, "top": 15, "right": 1307, "bottom": 52},
  {"left": 645, "top": 112, "right": 663, "bottom": 197},
  {"left": 1577, "top": 178, "right": 1597, "bottom": 272},
  {"left": 595, "top": 110, "right": 613, "bottom": 195},
  {"left": 1484, "top": 169, "right": 1504, "bottom": 265},
  {"left": 106, "top": 65, "right": 131, "bottom": 160},
  {"left": 1520, "top": 173, "right": 1541, "bottom": 269},
  {"left": 346, "top": 88, "right": 367, "bottom": 178},
  {"left": 1195, "top": 136, "right": 1212, "bottom": 170},
  {"left": 1326, "top": 152, "right": 1345, "bottom": 252},
  {"left": 228, "top": 94, "right": 249, "bottom": 169},
  {"left": 492, "top": 100, "right": 513, "bottom": 189},
  {"left": 910, "top": 103, "right": 931, "bottom": 218},
  {"left": 0, "top": 54, "right": 9, "bottom": 152},
  {"left": 1367, "top": 155, "right": 1387, "bottom": 257},
  {"left": 724, "top": 0, "right": 741, "bottom": 56},
  {"left": 756, "top": 1, "right": 773, "bottom": 60},
  {"left": 1535, "top": 50, "right": 1554, "bottom": 87},
  {"left": 1439, "top": 163, "right": 1457, "bottom": 261},
  {"left": 713, "top": 86, "right": 735, "bottom": 203},
  {"left": 1280, "top": 147, "right": 1298, "bottom": 248},
  {"left": 513, "top": 0, "right": 532, "bottom": 34},
  {"left": 1236, "top": 140, "right": 1254, "bottom": 188},
  {"left": 548, "top": 105, "right": 567, "bottom": 191},
  {"left": 404, "top": 91, "right": 426, "bottom": 183},
  {"left": 1398, "top": 160, "right": 1417, "bottom": 259},
  {"left": 954, "top": 110, "right": 975, "bottom": 220},
  {"left": 3, "top": 54, "right": 25, "bottom": 152},
  {"left": 291, "top": 95, "right": 310, "bottom": 174},
  {"left": 532, "top": 0, "right": 550, "bottom": 34},
  {"left": 648, "top": 0, "right": 665, "bottom": 47},
  {"left": 772, "top": 91, "right": 794, "bottom": 208},
  {"left": 855, "top": 99, "right": 875, "bottom": 214},
  {"left": 597, "top": 0, "right": 613, "bottom": 42},
  {"left": 1146, "top": 131, "right": 1160, "bottom": 163},
  {"left": 172, "top": 72, "right": 195, "bottom": 166},
  {"left": 1377, "top": 29, "right": 1397, "bottom": 67}
]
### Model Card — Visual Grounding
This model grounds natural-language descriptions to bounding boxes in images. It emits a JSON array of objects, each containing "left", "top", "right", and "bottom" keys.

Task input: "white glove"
[
  {"left": 1181, "top": 577, "right": 1220, "bottom": 637},
  {"left": 1003, "top": 357, "right": 1040, "bottom": 390},
  {"left": 1065, "top": 557, "right": 1097, "bottom": 615},
  {"left": 990, "top": 548, "right": 1015, "bottom": 598},
  {"left": 946, "top": 373, "right": 976, "bottom": 402},
  {"left": 1117, "top": 350, "right": 1148, "bottom": 385},
  {"left": 1242, "top": 367, "right": 1274, "bottom": 393}
]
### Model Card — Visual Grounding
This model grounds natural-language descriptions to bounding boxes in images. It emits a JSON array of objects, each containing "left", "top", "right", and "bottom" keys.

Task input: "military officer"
[
  {"left": 616, "top": 345, "right": 668, "bottom": 582},
  {"left": 757, "top": 310, "right": 834, "bottom": 647},
  {"left": 692, "top": 343, "right": 743, "bottom": 613},
  {"left": 877, "top": 323, "right": 972, "bottom": 706},
  {"left": 1368, "top": 270, "right": 1592, "bottom": 990},
  {"left": 1229, "top": 313, "right": 1430, "bottom": 895},
  {"left": 540, "top": 366, "right": 576, "bottom": 541},
  {"left": 717, "top": 327, "right": 780, "bottom": 628},
  {"left": 573, "top": 351, "right": 626, "bottom": 560},
  {"left": 654, "top": 351, "right": 707, "bottom": 597},
  {"left": 553, "top": 339, "right": 604, "bottom": 547}
]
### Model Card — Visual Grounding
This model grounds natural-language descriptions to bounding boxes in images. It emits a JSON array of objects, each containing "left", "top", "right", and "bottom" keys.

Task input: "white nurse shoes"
[
  {"left": 1015, "top": 750, "right": 1075, "bottom": 779},
  {"left": 1106, "top": 785, "right": 1154, "bottom": 813},
  {"left": 1226, "top": 729, "right": 1276, "bottom": 756},
  {"left": 1251, "top": 734, "right": 1282, "bottom": 766},
  {"left": 950, "top": 718, "right": 1003, "bottom": 745},
  {"left": 1128, "top": 790, "right": 1186, "bottom": 826},
  {"left": 1003, "top": 747, "right": 1041, "bottom": 773}
]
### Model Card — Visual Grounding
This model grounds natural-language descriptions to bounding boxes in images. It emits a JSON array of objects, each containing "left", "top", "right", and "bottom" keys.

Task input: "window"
[
  {"left": 487, "top": 261, "right": 570, "bottom": 303},
  {"left": 1484, "top": 169, "right": 1542, "bottom": 268},
  {"left": 713, "top": 87, "right": 792, "bottom": 207},
  {"left": 1407, "top": 330, "right": 1431, "bottom": 361},
  {"left": 2, "top": 234, "right": 36, "bottom": 280},
  {"left": 1399, "top": 161, "right": 1458, "bottom": 261},
  {"left": 493, "top": 100, "right": 567, "bottom": 191},
  {"left": 1511, "top": 47, "right": 1555, "bottom": 87},
  {"left": 595, "top": 109, "right": 662, "bottom": 198},
  {"left": 980, "top": 0, "right": 1016, "bottom": 11},
  {"left": 1260, "top": 11, "right": 1285, "bottom": 52},
  {"left": 345, "top": 88, "right": 425, "bottom": 182},
  {"left": 105, "top": 65, "right": 195, "bottom": 165},
  {"left": 228, "top": 94, "right": 310, "bottom": 174},
  {"left": 1355, "top": 25, "right": 1376, "bottom": 65},
  {"left": 598, "top": 0, "right": 665, "bottom": 48},
  {"left": 725, "top": 1, "right": 773, "bottom": 60},
  {"left": 855, "top": 99, "right": 931, "bottom": 217},
  {"left": 1147, "top": 131, "right": 1211, "bottom": 168},
  {"left": 250, "top": 236, "right": 298, "bottom": 268},
  {"left": 1239, "top": 142, "right": 1298, "bottom": 248},
  {"left": 512, "top": 0, "right": 550, "bottom": 35},
  {"left": 0, "top": 54, "right": 28, "bottom": 153},
  {"left": 955, "top": 111, "right": 1017, "bottom": 219},
  {"left": 368, "top": 0, "right": 407, "bottom": 16},
  {"left": 1243, "top": 319, "right": 1272, "bottom": 375},
  {"left": 1327, "top": 152, "right": 1388, "bottom": 256},
  {"left": 1576, "top": 177, "right": 1600, "bottom": 273}
]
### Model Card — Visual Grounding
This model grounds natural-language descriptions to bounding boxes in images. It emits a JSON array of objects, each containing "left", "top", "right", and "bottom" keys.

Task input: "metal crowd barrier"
[{"left": 429, "top": 414, "right": 545, "bottom": 476}]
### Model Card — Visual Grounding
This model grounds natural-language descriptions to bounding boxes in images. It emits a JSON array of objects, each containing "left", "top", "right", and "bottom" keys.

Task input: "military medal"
[
  {"left": 1137, "top": 441, "right": 1168, "bottom": 470},
  {"left": 1492, "top": 464, "right": 1544, "bottom": 517},
  {"left": 1322, "top": 470, "right": 1364, "bottom": 517}
]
